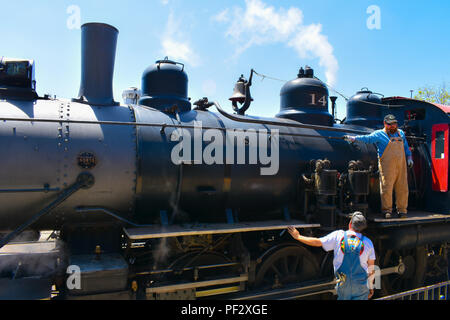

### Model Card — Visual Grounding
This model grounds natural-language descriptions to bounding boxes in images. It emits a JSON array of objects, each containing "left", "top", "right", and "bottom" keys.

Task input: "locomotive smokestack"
[{"left": 74, "top": 23, "right": 119, "bottom": 106}]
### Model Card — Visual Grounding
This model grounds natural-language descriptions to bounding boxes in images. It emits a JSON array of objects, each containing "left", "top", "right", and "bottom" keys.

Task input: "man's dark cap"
[
  {"left": 350, "top": 211, "right": 367, "bottom": 232},
  {"left": 384, "top": 114, "right": 398, "bottom": 124}
]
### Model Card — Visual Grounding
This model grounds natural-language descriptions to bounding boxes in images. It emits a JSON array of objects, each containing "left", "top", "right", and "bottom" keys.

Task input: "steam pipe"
[
  {"left": 330, "top": 96, "right": 337, "bottom": 120},
  {"left": 213, "top": 101, "right": 372, "bottom": 135}
]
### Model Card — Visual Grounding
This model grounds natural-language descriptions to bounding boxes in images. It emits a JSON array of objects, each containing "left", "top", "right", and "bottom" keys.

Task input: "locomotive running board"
[
  {"left": 124, "top": 220, "right": 320, "bottom": 240},
  {"left": 369, "top": 210, "right": 450, "bottom": 227}
]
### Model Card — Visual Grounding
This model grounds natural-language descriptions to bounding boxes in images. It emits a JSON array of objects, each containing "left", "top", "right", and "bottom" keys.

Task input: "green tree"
[{"left": 414, "top": 83, "right": 450, "bottom": 105}]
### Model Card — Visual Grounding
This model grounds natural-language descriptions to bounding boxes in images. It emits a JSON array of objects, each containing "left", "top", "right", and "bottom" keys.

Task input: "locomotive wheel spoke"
[
  {"left": 282, "top": 256, "right": 289, "bottom": 275},
  {"left": 254, "top": 245, "right": 320, "bottom": 290},
  {"left": 271, "top": 264, "right": 283, "bottom": 278},
  {"left": 291, "top": 255, "right": 300, "bottom": 274}
]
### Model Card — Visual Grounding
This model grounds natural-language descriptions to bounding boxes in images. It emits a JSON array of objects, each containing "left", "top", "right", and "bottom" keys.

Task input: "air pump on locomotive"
[{"left": 0, "top": 23, "right": 449, "bottom": 300}]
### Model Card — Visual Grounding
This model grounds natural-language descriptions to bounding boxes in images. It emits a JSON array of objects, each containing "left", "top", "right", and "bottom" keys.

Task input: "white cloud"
[
  {"left": 288, "top": 24, "right": 339, "bottom": 87},
  {"left": 162, "top": 39, "right": 198, "bottom": 66},
  {"left": 223, "top": 1, "right": 303, "bottom": 42},
  {"left": 161, "top": 0, "right": 169, "bottom": 5},
  {"left": 161, "top": 12, "right": 200, "bottom": 67},
  {"left": 212, "top": 8, "right": 230, "bottom": 23},
  {"left": 216, "top": 0, "right": 338, "bottom": 86}
]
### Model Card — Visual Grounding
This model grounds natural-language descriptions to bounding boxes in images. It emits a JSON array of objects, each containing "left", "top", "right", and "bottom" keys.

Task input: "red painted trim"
[{"left": 431, "top": 124, "right": 449, "bottom": 192}]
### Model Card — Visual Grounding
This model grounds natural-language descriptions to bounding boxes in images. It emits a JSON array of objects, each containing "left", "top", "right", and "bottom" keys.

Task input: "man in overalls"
[
  {"left": 344, "top": 114, "right": 414, "bottom": 219},
  {"left": 287, "top": 212, "right": 376, "bottom": 300}
]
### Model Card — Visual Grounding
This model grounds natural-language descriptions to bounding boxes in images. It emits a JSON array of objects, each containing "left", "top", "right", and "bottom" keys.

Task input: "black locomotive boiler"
[{"left": 0, "top": 23, "right": 449, "bottom": 300}]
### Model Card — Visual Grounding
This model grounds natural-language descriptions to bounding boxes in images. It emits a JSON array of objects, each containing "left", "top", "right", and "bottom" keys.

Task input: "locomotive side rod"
[
  {"left": 0, "top": 172, "right": 94, "bottom": 250},
  {"left": 228, "top": 261, "right": 406, "bottom": 300},
  {"left": 138, "top": 259, "right": 406, "bottom": 300}
]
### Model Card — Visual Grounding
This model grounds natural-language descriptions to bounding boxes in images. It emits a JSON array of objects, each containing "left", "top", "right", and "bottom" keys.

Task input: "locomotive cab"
[{"left": 0, "top": 58, "right": 37, "bottom": 101}]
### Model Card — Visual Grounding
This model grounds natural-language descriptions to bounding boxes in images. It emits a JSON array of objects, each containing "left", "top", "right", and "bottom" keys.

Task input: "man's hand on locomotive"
[
  {"left": 407, "top": 156, "right": 414, "bottom": 168},
  {"left": 287, "top": 226, "right": 301, "bottom": 241},
  {"left": 343, "top": 135, "right": 356, "bottom": 143}
]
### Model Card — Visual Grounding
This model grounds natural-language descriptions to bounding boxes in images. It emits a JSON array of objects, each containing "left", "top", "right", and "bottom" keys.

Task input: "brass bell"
[{"left": 229, "top": 75, "right": 253, "bottom": 104}]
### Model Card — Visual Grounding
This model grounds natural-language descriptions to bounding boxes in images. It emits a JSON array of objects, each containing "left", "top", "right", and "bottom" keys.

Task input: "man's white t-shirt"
[{"left": 319, "top": 230, "right": 376, "bottom": 274}]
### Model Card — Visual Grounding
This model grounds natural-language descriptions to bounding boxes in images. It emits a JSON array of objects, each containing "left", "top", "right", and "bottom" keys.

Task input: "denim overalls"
[{"left": 335, "top": 232, "right": 369, "bottom": 300}]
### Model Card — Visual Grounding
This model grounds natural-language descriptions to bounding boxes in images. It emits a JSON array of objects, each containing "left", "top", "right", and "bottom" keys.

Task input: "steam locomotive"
[{"left": 0, "top": 23, "right": 448, "bottom": 300}]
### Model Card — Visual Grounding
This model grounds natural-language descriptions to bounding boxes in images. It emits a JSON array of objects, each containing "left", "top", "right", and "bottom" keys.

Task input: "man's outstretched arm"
[
  {"left": 344, "top": 130, "right": 382, "bottom": 144},
  {"left": 287, "top": 226, "right": 323, "bottom": 247}
]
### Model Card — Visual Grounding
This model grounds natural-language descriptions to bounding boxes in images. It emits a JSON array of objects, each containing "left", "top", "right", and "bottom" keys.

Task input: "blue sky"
[{"left": 1, "top": 0, "right": 449, "bottom": 119}]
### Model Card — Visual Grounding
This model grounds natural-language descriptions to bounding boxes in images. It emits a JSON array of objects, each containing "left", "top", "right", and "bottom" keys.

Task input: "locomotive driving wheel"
[
  {"left": 254, "top": 245, "right": 320, "bottom": 290},
  {"left": 380, "top": 246, "right": 427, "bottom": 296}
]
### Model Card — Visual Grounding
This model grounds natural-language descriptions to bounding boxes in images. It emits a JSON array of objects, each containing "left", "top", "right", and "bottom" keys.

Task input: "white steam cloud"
[
  {"left": 161, "top": 12, "right": 200, "bottom": 67},
  {"left": 214, "top": 0, "right": 339, "bottom": 86}
]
